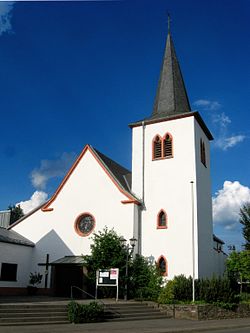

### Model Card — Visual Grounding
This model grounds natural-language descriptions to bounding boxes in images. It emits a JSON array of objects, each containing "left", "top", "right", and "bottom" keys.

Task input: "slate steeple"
[{"left": 150, "top": 21, "right": 191, "bottom": 120}]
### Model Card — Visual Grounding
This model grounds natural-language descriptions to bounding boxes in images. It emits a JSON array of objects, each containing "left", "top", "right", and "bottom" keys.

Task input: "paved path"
[{"left": 0, "top": 317, "right": 250, "bottom": 333}]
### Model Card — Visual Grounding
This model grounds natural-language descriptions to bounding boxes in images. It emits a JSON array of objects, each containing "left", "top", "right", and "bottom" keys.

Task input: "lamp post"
[
  {"left": 120, "top": 237, "right": 137, "bottom": 301},
  {"left": 190, "top": 181, "right": 195, "bottom": 302}
]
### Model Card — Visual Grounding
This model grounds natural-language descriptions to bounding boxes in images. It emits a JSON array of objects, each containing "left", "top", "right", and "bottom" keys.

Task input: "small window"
[
  {"left": 163, "top": 133, "right": 173, "bottom": 158},
  {"left": 74, "top": 213, "right": 95, "bottom": 237},
  {"left": 157, "top": 210, "right": 167, "bottom": 229},
  {"left": 153, "top": 135, "right": 162, "bottom": 159},
  {"left": 153, "top": 133, "right": 173, "bottom": 160},
  {"left": 1, "top": 263, "right": 17, "bottom": 281},
  {"left": 200, "top": 139, "right": 206, "bottom": 167},
  {"left": 157, "top": 256, "right": 167, "bottom": 276}
]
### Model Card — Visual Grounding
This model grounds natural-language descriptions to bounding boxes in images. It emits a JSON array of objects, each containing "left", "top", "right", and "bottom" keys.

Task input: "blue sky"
[{"left": 0, "top": 0, "right": 249, "bottom": 250}]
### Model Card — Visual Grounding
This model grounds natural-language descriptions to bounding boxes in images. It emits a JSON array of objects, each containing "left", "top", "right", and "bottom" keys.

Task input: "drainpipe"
[{"left": 142, "top": 121, "right": 145, "bottom": 205}]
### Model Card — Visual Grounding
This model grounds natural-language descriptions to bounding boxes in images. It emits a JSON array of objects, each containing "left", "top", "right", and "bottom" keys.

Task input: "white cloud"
[
  {"left": 215, "top": 134, "right": 246, "bottom": 151},
  {"left": 213, "top": 181, "right": 250, "bottom": 230},
  {"left": 193, "top": 99, "right": 221, "bottom": 111},
  {"left": 0, "top": 2, "right": 15, "bottom": 36},
  {"left": 211, "top": 112, "right": 246, "bottom": 150},
  {"left": 212, "top": 112, "right": 231, "bottom": 128},
  {"left": 17, "top": 191, "right": 48, "bottom": 214},
  {"left": 31, "top": 152, "right": 77, "bottom": 190}
]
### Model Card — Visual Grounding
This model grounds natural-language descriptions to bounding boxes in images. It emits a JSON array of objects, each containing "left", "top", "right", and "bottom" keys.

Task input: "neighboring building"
[
  {"left": 0, "top": 24, "right": 226, "bottom": 296},
  {"left": 0, "top": 210, "right": 11, "bottom": 229}
]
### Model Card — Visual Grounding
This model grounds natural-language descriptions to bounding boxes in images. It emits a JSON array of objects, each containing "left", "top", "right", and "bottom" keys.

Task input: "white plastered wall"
[
  {"left": 12, "top": 148, "right": 135, "bottom": 288},
  {"left": 194, "top": 120, "right": 214, "bottom": 277},
  {"left": 0, "top": 242, "right": 33, "bottom": 287},
  {"left": 132, "top": 115, "right": 216, "bottom": 279}
]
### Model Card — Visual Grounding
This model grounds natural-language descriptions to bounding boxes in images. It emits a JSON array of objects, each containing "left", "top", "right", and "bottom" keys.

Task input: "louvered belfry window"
[
  {"left": 153, "top": 135, "right": 162, "bottom": 159},
  {"left": 163, "top": 134, "right": 172, "bottom": 157},
  {"left": 153, "top": 133, "right": 173, "bottom": 160}
]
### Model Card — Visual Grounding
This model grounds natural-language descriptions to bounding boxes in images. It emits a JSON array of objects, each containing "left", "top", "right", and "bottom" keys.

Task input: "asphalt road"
[
  {"left": 0, "top": 318, "right": 250, "bottom": 333},
  {"left": 209, "top": 329, "right": 250, "bottom": 333}
]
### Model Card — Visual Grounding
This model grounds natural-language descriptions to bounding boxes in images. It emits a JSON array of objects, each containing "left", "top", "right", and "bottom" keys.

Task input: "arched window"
[
  {"left": 153, "top": 135, "right": 162, "bottom": 159},
  {"left": 157, "top": 256, "right": 167, "bottom": 276},
  {"left": 163, "top": 133, "right": 173, "bottom": 158},
  {"left": 157, "top": 210, "right": 167, "bottom": 229},
  {"left": 200, "top": 139, "right": 206, "bottom": 167}
]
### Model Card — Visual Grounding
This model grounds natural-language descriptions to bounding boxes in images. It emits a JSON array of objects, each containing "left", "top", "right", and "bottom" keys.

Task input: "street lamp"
[{"left": 120, "top": 237, "right": 137, "bottom": 301}]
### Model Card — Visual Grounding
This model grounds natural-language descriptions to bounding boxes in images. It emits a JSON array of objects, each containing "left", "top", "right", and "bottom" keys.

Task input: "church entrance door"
[{"left": 53, "top": 264, "right": 85, "bottom": 297}]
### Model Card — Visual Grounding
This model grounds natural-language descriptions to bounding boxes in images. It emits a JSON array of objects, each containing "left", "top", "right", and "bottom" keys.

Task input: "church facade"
[{"left": 0, "top": 27, "right": 226, "bottom": 296}]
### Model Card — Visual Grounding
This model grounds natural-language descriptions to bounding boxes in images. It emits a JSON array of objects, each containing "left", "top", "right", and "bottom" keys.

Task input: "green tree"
[
  {"left": 239, "top": 203, "right": 250, "bottom": 250},
  {"left": 83, "top": 227, "right": 128, "bottom": 296},
  {"left": 8, "top": 204, "right": 24, "bottom": 224},
  {"left": 83, "top": 227, "right": 162, "bottom": 300},
  {"left": 129, "top": 254, "right": 162, "bottom": 300},
  {"left": 226, "top": 251, "right": 250, "bottom": 282}
]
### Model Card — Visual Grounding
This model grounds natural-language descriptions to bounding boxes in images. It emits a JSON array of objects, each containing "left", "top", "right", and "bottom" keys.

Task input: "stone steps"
[
  {"left": 0, "top": 304, "right": 69, "bottom": 326},
  {"left": 0, "top": 301, "right": 166, "bottom": 325},
  {"left": 104, "top": 302, "right": 166, "bottom": 322}
]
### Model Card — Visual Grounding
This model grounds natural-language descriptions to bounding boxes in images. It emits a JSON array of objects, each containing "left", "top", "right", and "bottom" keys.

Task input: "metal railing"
[{"left": 70, "top": 286, "right": 121, "bottom": 316}]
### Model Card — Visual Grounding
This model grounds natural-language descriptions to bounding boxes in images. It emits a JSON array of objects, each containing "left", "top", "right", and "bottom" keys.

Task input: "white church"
[{"left": 0, "top": 26, "right": 226, "bottom": 296}]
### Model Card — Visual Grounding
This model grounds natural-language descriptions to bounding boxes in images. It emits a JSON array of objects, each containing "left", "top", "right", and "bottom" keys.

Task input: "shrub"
[
  {"left": 129, "top": 255, "right": 162, "bottom": 301},
  {"left": 197, "top": 276, "right": 238, "bottom": 304},
  {"left": 157, "top": 275, "right": 239, "bottom": 304},
  {"left": 173, "top": 275, "right": 192, "bottom": 302},
  {"left": 29, "top": 272, "right": 42, "bottom": 286},
  {"left": 158, "top": 280, "right": 175, "bottom": 304},
  {"left": 67, "top": 301, "right": 104, "bottom": 323},
  {"left": 239, "top": 292, "right": 250, "bottom": 304}
]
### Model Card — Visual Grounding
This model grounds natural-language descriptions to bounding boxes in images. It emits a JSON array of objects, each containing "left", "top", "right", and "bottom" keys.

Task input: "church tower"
[{"left": 130, "top": 23, "right": 214, "bottom": 279}]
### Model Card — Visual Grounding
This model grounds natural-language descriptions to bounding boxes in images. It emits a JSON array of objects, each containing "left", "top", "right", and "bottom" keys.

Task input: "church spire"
[{"left": 151, "top": 18, "right": 191, "bottom": 119}]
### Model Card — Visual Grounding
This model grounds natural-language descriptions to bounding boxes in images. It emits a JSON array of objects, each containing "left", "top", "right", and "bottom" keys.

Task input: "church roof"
[
  {"left": 129, "top": 27, "right": 213, "bottom": 140},
  {"left": 9, "top": 145, "right": 140, "bottom": 226},
  {"left": 91, "top": 147, "right": 132, "bottom": 195},
  {"left": 151, "top": 31, "right": 191, "bottom": 120},
  {"left": 0, "top": 227, "right": 34, "bottom": 247}
]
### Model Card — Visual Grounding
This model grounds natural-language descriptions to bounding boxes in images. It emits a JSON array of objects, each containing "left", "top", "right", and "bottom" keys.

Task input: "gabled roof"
[
  {"left": 9, "top": 145, "right": 140, "bottom": 229},
  {"left": 91, "top": 147, "right": 132, "bottom": 194},
  {"left": 0, "top": 227, "right": 34, "bottom": 247},
  {"left": 41, "top": 144, "right": 140, "bottom": 212}
]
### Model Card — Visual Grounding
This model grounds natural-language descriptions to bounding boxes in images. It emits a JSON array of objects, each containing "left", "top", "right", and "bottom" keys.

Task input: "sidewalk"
[{"left": 1, "top": 317, "right": 250, "bottom": 333}]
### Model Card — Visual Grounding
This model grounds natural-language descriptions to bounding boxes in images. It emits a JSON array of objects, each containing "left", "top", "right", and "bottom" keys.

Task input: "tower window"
[
  {"left": 153, "top": 135, "right": 162, "bottom": 159},
  {"left": 200, "top": 139, "right": 206, "bottom": 167},
  {"left": 157, "top": 210, "right": 167, "bottom": 229},
  {"left": 163, "top": 133, "right": 173, "bottom": 158},
  {"left": 157, "top": 256, "right": 167, "bottom": 276},
  {"left": 152, "top": 133, "right": 173, "bottom": 160}
]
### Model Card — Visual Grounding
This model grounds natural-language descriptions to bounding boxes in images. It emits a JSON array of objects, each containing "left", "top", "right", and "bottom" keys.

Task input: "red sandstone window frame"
[
  {"left": 157, "top": 209, "right": 168, "bottom": 229},
  {"left": 74, "top": 212, "right": 96, "bottom": 237},
  {"left": 152, "top": 133, "right": 173, "bottom": 160},
  {"left": 157, "top": 255, "right": 168, "bottom": 276},
  {"left": 152, "top": 134, "right": 163, "bottom": 160},
  {"left": 163, "top": 132, "right": 173, "bottom": 158}
]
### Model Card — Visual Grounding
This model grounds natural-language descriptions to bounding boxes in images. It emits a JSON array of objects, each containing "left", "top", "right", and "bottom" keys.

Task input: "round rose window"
[{"left": 74, "top": 213, "right": 95, "bottom": 237}]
